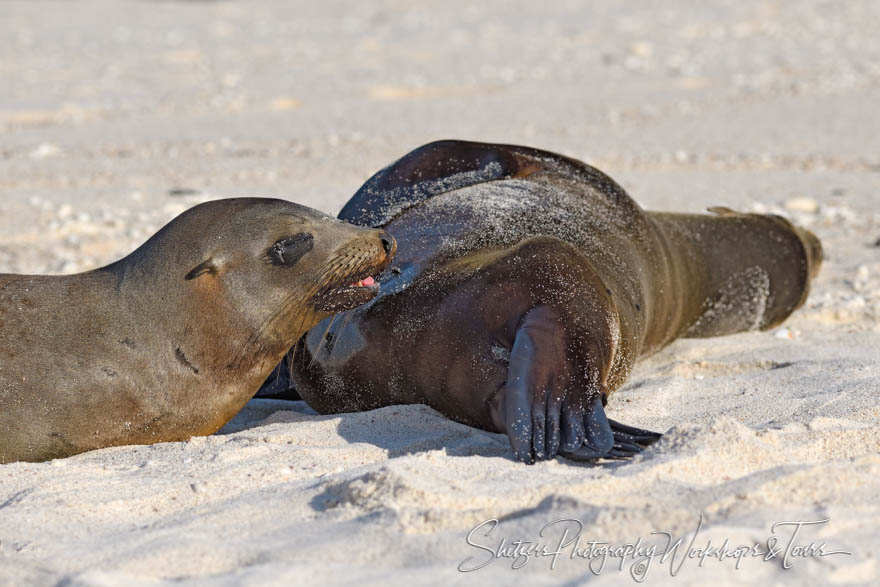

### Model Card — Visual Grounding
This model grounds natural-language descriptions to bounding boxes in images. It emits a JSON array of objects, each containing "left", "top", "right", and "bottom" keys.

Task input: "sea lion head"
[{"left": 128, "top": 197, "right": 396, "bottom": 363}]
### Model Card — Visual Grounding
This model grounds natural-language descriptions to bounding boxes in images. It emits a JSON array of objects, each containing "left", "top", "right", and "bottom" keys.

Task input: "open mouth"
[{"left": 314, "top": 268, "right": 385, "bottom": 313}]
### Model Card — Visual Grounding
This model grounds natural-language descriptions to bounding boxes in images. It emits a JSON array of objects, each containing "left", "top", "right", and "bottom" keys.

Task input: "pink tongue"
[{"left": 360, "top": 276, "right": 376, "bottom": 286}]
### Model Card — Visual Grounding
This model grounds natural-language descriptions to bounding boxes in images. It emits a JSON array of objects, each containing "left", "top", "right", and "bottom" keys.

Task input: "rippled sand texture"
[{"left": 1, "top": 1, "right": 878, "bottom": 585}]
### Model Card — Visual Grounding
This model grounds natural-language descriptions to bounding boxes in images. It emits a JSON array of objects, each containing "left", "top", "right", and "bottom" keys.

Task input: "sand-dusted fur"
[{"left": 265, "top": 141, "right": 822, "bottom": 464}]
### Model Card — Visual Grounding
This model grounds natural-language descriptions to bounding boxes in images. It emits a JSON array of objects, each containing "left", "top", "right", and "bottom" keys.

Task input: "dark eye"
[{"left": 268, "top": 233, "right": 313, "bottom": 266}]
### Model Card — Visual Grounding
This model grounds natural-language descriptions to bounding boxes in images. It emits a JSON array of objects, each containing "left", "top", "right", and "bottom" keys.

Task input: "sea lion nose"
[{"left": 379, "top": 232, "right": 396, "bottom": 257}]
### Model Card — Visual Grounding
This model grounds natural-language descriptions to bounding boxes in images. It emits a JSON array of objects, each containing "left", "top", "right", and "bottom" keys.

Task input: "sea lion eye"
[{"left": 268, "top": 233, "right": 313, "bottom": 266}]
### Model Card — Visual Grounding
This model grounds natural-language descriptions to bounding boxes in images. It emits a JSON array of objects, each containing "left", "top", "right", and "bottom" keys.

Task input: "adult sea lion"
[
  {"left": 0, "top": 198, "right": 396, "bottom": 463},
  {"left": 260, "top": 141, "right": 823, "bottom": 464}
]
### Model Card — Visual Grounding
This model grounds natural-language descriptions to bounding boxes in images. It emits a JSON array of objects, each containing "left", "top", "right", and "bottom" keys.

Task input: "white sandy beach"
[{"left": 1, "top": 1, "right": 879, "bottom": 584}]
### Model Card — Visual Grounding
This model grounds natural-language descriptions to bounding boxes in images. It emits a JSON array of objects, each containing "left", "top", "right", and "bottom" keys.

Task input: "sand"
[{"left": 1, "top": 0, "right": 879, "bottom": 584}]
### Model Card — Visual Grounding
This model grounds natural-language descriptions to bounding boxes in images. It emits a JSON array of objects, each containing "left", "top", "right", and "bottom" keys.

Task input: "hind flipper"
[
  {"left": 561, "top": 409, "right": 663, "bottom": 462},
  {"left": 608, "top": 418, "right": 662, "bottom": 445}
]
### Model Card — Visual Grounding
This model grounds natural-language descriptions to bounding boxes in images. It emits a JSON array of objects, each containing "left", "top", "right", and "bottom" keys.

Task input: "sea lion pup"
[
  {"left": 260, "top": 141, "right": 823, "bottom": 464},
  {"left": 0, "top": 198, "right": 396, "bottom": 463}
]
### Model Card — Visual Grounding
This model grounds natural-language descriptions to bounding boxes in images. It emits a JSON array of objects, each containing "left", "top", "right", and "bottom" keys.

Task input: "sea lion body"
[
  {"left": 266, "top": 141, "right": 822, "bottom": 464},
  {"left": 0, "top": 198, "right": 395, "bottom": 463}
]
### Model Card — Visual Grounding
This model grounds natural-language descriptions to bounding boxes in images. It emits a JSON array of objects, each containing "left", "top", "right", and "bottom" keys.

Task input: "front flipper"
[
  {"left": 492, "top": 303, "right": 662, "bottom": 465},
  {"left": 340, "top": 140, "right": 532, "bottom": 228},
  {"left": 499, "top": 305, "right": 569, "bottom": 464},
  {"left": 338, "top": 140, "right": 635, "bottom": 228}
]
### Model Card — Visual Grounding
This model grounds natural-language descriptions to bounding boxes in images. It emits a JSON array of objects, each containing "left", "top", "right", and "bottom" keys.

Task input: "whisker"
[
  {"left": 308, "top": 313, "right": 339, "bottom": 369},
  {"left": 286, "top": 342, "right": 297, "bottom": 383},
  {"left": 335, "top": 308, "right": 356, "bottom": 345},
  {"left": 229, "top": 247, "right": 380, "bottom": 372}
]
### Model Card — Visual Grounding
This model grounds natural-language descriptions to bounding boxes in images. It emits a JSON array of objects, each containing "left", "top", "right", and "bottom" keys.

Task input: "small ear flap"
[{"left": 185, "top": 258, "right": 219, "bottom": 280}]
